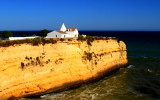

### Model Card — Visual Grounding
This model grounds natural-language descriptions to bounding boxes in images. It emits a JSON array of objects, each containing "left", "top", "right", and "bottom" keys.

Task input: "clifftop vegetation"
[
  {"left": 0, "top": 35, "right": 117, "bottom": 47},
  {"left": 77, "top": 35, "right": 117, "bottom": 46},
  {"left": 0, "top": 38, "right": 57, "bottom": 47}
]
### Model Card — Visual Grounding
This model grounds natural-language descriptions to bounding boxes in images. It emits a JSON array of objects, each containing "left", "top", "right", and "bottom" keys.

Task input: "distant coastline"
[{"left": 0, "top": 31, "right": 160, "bottom": 38}]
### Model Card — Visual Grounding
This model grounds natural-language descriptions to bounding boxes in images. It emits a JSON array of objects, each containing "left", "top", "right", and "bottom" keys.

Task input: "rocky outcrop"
[{"left": 0, "top": 39, "right": 128, "bottom": 99}]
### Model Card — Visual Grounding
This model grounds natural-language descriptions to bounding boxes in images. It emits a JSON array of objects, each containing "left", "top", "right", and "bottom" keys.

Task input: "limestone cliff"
[{"left": 0, "top": 39, "right": 128, "bottom": 99}]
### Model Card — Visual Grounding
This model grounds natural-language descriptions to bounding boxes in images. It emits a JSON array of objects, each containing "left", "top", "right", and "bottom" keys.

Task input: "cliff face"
[{"left": 0, "top": 39, "right": 128, "bottom": 99}]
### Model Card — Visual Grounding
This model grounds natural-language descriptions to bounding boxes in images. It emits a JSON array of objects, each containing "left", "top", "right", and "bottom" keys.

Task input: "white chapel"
[{"left": 46, "top": 23, "right": 79, "bottom": 38}]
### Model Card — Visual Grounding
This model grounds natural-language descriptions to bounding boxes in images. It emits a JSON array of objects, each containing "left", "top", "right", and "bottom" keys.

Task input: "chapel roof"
[
  {"left": 56, "top": 31, "right": 68, "bottom": 34},
  {"left": 55, "top": 23, "right": 78, "bottom": 34},
  {"left": 67, "top": 28, "right": 77, "bottom": 31}
]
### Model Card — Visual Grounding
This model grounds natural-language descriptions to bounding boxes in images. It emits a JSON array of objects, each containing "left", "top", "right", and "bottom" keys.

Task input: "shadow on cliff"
[{"left": 24, "top": 63, "right": 129, "bottom": 99}]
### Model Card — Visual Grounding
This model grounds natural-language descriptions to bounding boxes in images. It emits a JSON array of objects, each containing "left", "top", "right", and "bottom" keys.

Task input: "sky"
[{"left": 0, "top": 0, "right": 160, "bottom": 31}]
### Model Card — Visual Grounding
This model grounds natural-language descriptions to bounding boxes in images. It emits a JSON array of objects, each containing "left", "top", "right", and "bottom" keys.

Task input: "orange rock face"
[{"left": 0, "top": 39, "right": 128, "bottom": 99}]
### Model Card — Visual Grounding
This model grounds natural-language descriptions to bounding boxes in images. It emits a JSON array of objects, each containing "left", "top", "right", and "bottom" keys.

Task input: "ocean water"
[{"left": 2, "top": 31, "right": 160, "bottom": 100}]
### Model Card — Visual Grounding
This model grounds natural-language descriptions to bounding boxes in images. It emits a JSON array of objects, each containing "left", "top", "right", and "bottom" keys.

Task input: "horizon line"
[{"left": 0, "top": 30, "right": 160, "bottom": 32}]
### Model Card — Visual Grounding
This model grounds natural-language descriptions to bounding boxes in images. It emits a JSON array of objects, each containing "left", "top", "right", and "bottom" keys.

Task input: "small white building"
[
  {"left": 8, "top": 36, "right": 39, "bottom": 40},
  {"left": 46, "top": 23, "right": 79, "bottom": 38}
]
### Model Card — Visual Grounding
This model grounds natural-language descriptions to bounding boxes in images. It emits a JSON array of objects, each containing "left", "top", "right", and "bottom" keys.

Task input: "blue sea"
[{"left": 2, "top": 31, "right": 160, "bottom": 100}]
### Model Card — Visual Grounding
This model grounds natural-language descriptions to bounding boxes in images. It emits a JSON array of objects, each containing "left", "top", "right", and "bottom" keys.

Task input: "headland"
[{"left": 0, "top": 36, "right": 128, "bottom": 99}]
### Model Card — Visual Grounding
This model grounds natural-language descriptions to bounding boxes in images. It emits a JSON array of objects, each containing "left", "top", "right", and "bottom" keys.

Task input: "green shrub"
[
  {"left": 50, "top": 39, "right": 57, "bottom": 44},
  {"left": 41, "top": 38, "right": 46, "bottom": 46},
  {"left": 84, "top": 52, "right": 93, "bottom": 61},
  {"left": 86, "top": 36, "right": 94, "bottom": 42},
  {"left": 86, "top": 36, "right": 94, "bottom": 46},
  {"left": 42, "top": 38, "right": 57, "bottom": 45},
  {"left": 32, "top": 38, "right": 41, "bottom": 46},
  {"left": 47, "top": 39, "right": 57, "bottom": 44},
  {"left": 77, "top": 35, "right": 86, "bottom": 41},
  {"left": 1, "top": 31, "right": 13, "bottom": 38},
  {"left": 87, "top": 40, "right": 92, "bottom": 46},
  {"left": 60, "top": 38, "right": 65, "bottom": 41},
  {"left": 87, "top": 53, "right": 92, "bottom": 61},
  {"left": 68, "top": 39, "right": 72, "bottom": 41},
  {"left": 21, "top": 39, "right": 27, "bottom": 43},
  {"left": 3, "top": 41, "right": 13, "bottom": 47}
]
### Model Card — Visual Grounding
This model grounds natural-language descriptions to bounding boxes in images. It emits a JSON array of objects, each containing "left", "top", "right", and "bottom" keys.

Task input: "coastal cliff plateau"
[{"left": 0, "top": 39, "right": 128, "bottom": 99}]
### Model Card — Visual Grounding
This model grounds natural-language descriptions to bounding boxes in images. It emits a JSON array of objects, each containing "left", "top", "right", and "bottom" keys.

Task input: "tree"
[
  {"left": 39, "top": 29, "right": 49, "bottom": 37},
  {"left": 1, "top": 31, "right": 13, "bottom": 38}
]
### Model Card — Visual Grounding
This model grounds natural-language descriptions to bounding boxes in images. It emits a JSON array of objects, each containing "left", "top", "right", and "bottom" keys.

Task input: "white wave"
[
  {"left": 127, "top": 65, "right": 135, "bottom": 69},
  {"left": 147, "top": 69, "right": 152, "bottom": 72}
]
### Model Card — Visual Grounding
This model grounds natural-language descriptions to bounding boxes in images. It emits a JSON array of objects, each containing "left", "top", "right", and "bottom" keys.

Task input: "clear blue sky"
[{"left": 0, "top": 0, "right": 160, "bottom": 31}]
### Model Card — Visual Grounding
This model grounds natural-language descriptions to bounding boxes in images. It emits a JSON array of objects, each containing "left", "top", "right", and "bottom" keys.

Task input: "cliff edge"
[{"left": 0, "top": 39, "right": 128, "bottom": 99}]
